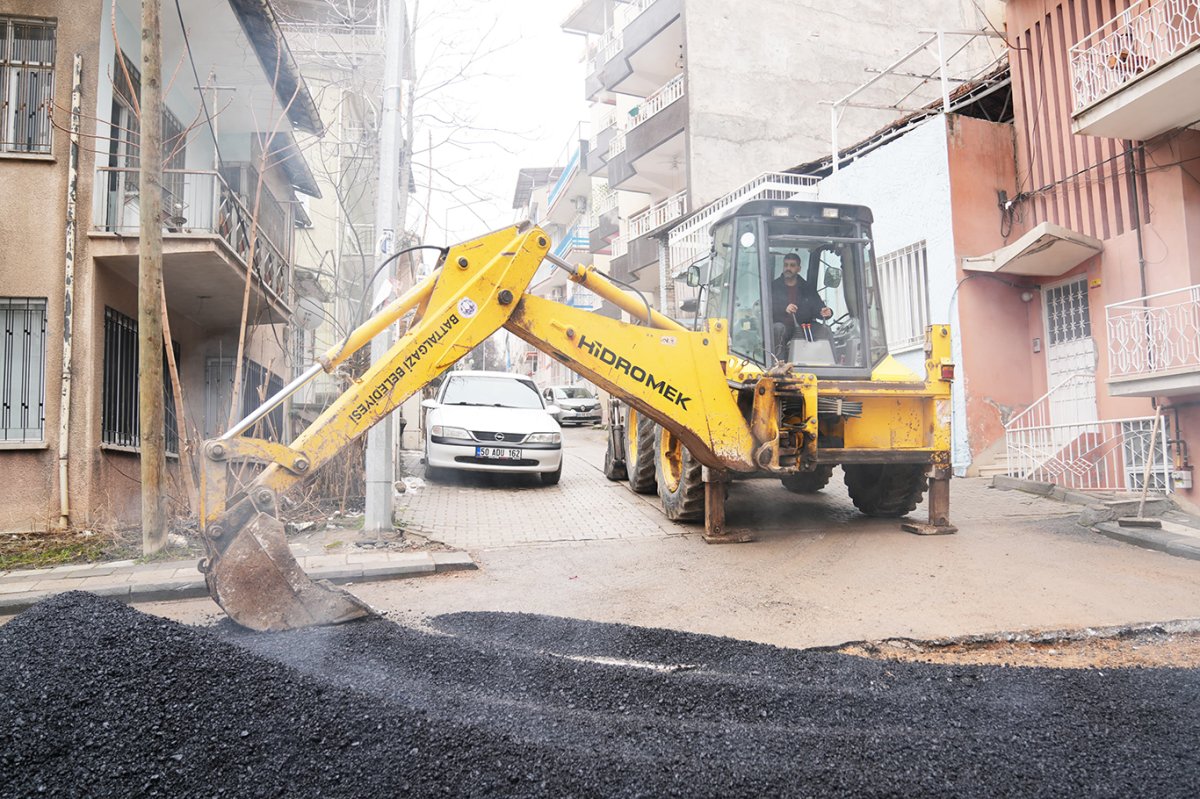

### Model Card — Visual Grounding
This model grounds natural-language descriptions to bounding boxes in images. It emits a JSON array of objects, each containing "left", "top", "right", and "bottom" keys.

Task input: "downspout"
[
  {"left": 1125, "top": 141, "right": 1148, "bottom": 298},
  {"left": 57, "top": 54, "right": 82, "bottom": 529}
]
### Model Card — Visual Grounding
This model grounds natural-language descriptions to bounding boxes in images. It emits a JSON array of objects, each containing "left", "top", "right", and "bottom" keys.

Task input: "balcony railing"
[
  {"left": 627, "top": 73, "right": 684, "bottom": 129},
  {"left": 592, "top": 185, "right": 618, "bottom": 222},
  {"left": 552, "top": 218, "right": 592, "bottom": 259},
  {"left": 1070, "top": 0, "right": 1200, "bottom": 112},
  {"left": 608, "top": 129, "right": 627, "bottom": 159},
  {"left": 611, "top": 233, "right": 627, "bottom": 258},
  {"left": 93, "top": 166, "right": 291, "bottom": 300},
  {"left": 1005, "top": 373, "right": 1170, "bottom": 491},
  {"left": 628, "top": 190, "right": 687, "bottom": 239},
  {"left": 546, "top": 144, "right": 583, "bottom": 212},
  {"left": 586, "top": 0, "right": 661, "bottom": 71},
  {"left": 667, "top": 172, "right": 819, "bottom": 275},
  {"left": 1107, "top": 284, "right": 1200, "bottom": 378}
]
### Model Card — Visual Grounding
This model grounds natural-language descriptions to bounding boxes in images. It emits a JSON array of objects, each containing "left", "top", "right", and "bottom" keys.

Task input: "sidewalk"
[{"left": 0, "top": 548, "right": 475, "bottom": 616}]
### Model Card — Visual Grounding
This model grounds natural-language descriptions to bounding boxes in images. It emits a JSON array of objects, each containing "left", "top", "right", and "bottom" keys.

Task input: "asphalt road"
[
  {"left": 139, "top": 426, "right": 1200, "bottom": 649},
  {"left": 2, "top": 592, "right": 1197, "bottom": 798}
]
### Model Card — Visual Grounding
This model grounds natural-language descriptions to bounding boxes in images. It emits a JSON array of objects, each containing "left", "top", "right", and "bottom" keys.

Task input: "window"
[
  {"left": 877, "top": 241, "right": 930, "bottom": 352},
  {"left": 1046, "top": 278, "right": 1091, "bottom": 345},
  {"left": 101, "top": 307, "right": 179, "bottom": 454},
  {"left": 0, "top": 17, "right": 55, "bottom": 155},
  {"left": 104, "top": 51, "right": 187, "bottom": 229},
  {"left": 203, "top": 357, "right": 284, "bottom": 441},
  {"left": 1, "top": 297, "right": 47, "bottom": 441}
]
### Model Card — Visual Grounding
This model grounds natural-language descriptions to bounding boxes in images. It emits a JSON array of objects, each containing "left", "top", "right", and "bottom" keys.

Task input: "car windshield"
[
  {"left": 554, "top": 387, "right": 593, "bottom": 399},
  {"left": 440, "top": 375, "right": 544, "bottom": 409}
]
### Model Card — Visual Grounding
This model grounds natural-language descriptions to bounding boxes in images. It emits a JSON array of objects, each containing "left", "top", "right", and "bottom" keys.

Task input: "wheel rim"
[
  {"left": 625, "top": 408, "right": 639, "bottom": 471},
  {"left": 659, "top": 428, "right": 683, "bottom": 493}
]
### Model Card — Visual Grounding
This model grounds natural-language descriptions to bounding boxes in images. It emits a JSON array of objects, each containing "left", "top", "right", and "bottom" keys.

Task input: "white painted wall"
[{"left": 816, "top": 116, "right": 970, "bottom": 471}]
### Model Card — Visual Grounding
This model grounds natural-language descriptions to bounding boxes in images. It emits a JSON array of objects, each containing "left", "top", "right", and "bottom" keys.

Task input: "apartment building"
[
  {"left": 0, "top": 0, "right": 321, "bottom": 530},
  {"left": 508, "top": 152, "right": 606, "bottom": 388},
  {"left": 561, "top": 0, "right": 1001, "bottom": 314}
]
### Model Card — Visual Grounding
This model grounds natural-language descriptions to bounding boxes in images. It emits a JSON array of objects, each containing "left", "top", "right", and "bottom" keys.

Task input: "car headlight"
[
  {"left": 525, "top": 432, "right": 561, "bottom": 444},
  {"left": 431, "top": 425, "right": 472, "bottom": 440}
]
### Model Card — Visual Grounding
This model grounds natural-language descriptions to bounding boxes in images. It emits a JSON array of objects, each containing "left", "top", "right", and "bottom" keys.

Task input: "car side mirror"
[
  {"left": 421, "top": 399, "right": 439, "bottom": 410},
  {"left": 545, "top": 404, "right": 563, "bottom": 417},
  {"left": 824, "top": 266, "right": 842, "bottom": 288},
  {"left": 685, "top": 265, "right": 702, "bottom": 288}
]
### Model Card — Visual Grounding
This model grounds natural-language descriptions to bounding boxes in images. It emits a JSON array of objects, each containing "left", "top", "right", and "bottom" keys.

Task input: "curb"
[
  {"left": 1093, "top": 521, "right": 1200, "bottom": 561},
  {"left": 0, "top": 550, "right": 477, "bottom": 617}
]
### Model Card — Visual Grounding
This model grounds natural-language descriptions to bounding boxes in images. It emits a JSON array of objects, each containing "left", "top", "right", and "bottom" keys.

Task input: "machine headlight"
[
  {"left": 526, "top": 432, "right": 561, "bottom": 444},
  {"left": 431, "top": 425, "right": 472, "bottom": 440}
]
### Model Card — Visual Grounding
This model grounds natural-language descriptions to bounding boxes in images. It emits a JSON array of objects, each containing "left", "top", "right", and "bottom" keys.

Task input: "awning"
[{"left": 962, "top": 221, "right": 1102, "bottom": 277}]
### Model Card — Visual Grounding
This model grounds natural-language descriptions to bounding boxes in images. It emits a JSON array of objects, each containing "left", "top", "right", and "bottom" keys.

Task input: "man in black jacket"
[{"left": 771, "top": 252, "right": 832, "bottom": 357}]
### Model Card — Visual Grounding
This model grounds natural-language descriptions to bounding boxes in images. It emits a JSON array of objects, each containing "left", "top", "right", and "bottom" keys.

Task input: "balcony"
[
  {"left": 1107, "top": 284, "right": 1200, "bottom": 396},
  {"left": 544, "top": 134, "right": 591, "bottom": 227},
  {"left": 552, "top": 215, "right": 593, "bottom": 260},
  {"left": 589, "top": 186, "right": 619, "bottom": 252},
  {"left": 1070, "top": 0, "right": 1200, "bottom": 139},
  {"left": 90, "top": 167, "right": 292, "bottom": 327},
  {"left": 628, "top": 190, "right": 687, "bottom": 239},
  {"left": 586, "top": 110, "right": 618, "bottom": 176},
  {"left": 605, "top": 83, "right": 687, "bottom": 196},
  {"left": 586, "top": 0, "right": 683, "bottom": 101}
]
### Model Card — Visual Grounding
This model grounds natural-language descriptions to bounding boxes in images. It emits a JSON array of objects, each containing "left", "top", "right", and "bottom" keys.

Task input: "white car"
[
  {"left": 541, "top": 385, "right": 602, "bottom": 426},
  {"left": 422, "top": 371, "right": 563, "bottom": 484}
]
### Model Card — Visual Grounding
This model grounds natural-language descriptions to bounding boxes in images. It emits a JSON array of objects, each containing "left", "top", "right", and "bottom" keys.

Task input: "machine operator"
[{"left": 771, "top": 252, "right": 832, "bottom": 358}]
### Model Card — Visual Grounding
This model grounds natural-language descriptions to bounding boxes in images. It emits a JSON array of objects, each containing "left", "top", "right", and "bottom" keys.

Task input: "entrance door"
[{"left": 1043, "top": 276, "right": 1098, "bottom": 426}]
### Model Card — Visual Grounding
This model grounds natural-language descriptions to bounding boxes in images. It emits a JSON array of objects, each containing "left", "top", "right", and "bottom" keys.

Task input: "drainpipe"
[
  {"left": 1124, "top": 142, "right": 1147, "bottom": 300},
  {"left": 57, "top": 54, "right": 82, "bottom": 529}
]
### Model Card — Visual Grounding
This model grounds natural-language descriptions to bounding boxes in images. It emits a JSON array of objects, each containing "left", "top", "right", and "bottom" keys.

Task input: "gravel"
[{"left": 2, "top": 592, "right": 1198, "bottom": 798}]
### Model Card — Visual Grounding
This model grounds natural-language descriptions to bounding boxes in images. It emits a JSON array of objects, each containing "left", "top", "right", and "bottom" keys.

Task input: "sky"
[{"left": 407, "top": 0, "right": 589, "bottom": 254}]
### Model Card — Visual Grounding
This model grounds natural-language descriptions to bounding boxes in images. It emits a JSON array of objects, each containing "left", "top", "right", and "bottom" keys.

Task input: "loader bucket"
[{"left": 203, "top": 511, "right": 373, "bottom": 632}]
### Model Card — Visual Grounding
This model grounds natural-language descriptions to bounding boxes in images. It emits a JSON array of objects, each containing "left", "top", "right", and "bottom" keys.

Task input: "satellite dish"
[{"left": 295, "top": 296, "right": 325, "bottom": 331}]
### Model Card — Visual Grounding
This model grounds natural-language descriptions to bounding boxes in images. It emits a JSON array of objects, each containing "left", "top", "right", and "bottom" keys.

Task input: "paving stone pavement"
[{"left": 397, "top": 427, "right": 1080, "bottom": 551}]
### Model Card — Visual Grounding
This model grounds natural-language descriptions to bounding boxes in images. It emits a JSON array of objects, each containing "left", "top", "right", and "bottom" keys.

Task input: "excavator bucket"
[{"left": 203, "top": 510, "right": 373, "bottom": 632}]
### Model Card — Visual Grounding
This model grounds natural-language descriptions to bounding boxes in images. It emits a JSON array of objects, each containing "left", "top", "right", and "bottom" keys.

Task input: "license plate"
[{"left": 475, "top": 446, "right": 522, "bottom": 460}]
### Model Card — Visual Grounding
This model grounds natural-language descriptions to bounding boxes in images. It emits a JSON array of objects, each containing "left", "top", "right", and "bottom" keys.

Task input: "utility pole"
[
  {"left": 139, "top": 0, "right": 166, "bottom": 553},
  {"left": 364, "top": 0, "right": 407, "bottom": 533}
]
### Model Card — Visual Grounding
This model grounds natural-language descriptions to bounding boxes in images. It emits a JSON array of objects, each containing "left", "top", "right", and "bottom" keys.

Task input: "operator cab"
[{"left": 690, "top": 199, "right": 889, "bottom": 379}]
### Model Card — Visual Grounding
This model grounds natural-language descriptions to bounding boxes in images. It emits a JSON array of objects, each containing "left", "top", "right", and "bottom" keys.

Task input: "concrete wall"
[
  {"left": 0, "top": 0, "right": 105, "bottom": 530},
  {"left": 681, "top": 0, "right": 989, "bottom": 208}
]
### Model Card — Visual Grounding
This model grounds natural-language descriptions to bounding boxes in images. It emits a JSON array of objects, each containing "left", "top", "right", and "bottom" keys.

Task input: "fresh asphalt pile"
[{"left": 2, "top": 593, "right": 1199, "bottom": 798}]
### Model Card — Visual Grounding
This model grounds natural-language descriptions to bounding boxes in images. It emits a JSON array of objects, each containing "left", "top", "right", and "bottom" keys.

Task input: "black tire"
[
  {"left": 603, "top": 435, "right": 627, "bottom": 481},
  {"left": 780, "top": 465, "right": 834, "bottom": 494},
  {"left": 625, "top": 408, "right": 657, "bottom": 494},
  {"left": 655, "top": 426, "right": 704, "bottom": 521},
  {"left": 843, "top": 464, "right": 928, "bottom": 517},
  {"left": 540, "top": 460, "right": 562, "bottom": 486},
  {"left": 424, "top": 463, "right": 448, "bottom": 483}
]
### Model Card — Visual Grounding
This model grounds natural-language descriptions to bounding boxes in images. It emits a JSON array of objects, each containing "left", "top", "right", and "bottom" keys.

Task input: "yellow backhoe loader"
[{"left": 199, "top": 199, "right": 955, "bottom": 631}]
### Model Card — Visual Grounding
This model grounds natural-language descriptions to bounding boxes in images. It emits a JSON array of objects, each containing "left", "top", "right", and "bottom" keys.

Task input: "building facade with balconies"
[
  {"left": 0, "top": 0, "right": 322, "bottom": 530},
  {"left": 901, "top": 0, "right": 1200, "bottom": 497},
  {"left": 564, "top": 0, "right": 1001, "bottom": 310}
]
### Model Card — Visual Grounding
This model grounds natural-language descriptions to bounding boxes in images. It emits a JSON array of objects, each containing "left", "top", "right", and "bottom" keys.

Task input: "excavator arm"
[{"left": 199, "top": 223, "right": 759, "bottom": 630}]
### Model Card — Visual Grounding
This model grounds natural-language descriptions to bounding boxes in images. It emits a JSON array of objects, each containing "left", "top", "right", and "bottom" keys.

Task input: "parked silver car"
[{"left": 541, "top": 385, "right": 602, "bottom": 427}]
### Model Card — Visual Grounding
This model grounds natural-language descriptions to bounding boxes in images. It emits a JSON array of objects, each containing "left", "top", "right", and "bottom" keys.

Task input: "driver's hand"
[
  {"left": 786, "top": 303, "right": 798, "bottom": 314},
  {"left": 819, "top": 306, "right": 833, "bottom": 319}
]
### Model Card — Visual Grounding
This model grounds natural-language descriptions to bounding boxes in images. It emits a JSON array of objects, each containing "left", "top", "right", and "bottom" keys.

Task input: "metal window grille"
[
  {"left": 1047, "top": 279, "right": 1092, "bottom": 345},
  {"left": 203, "top": 357, "right": 284, "bottom": 441},
  {"left": 878, "top": 241, "right": 930, "bottom": 352},
  {"left": 1, "top": 297, "right": 47, "bottom": 441},
  {"left": 0, "top": 17, "right": 55, "bottom": 155},
  {"left": 101, "top": 307, "right": 179, "bottom": 454}
]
